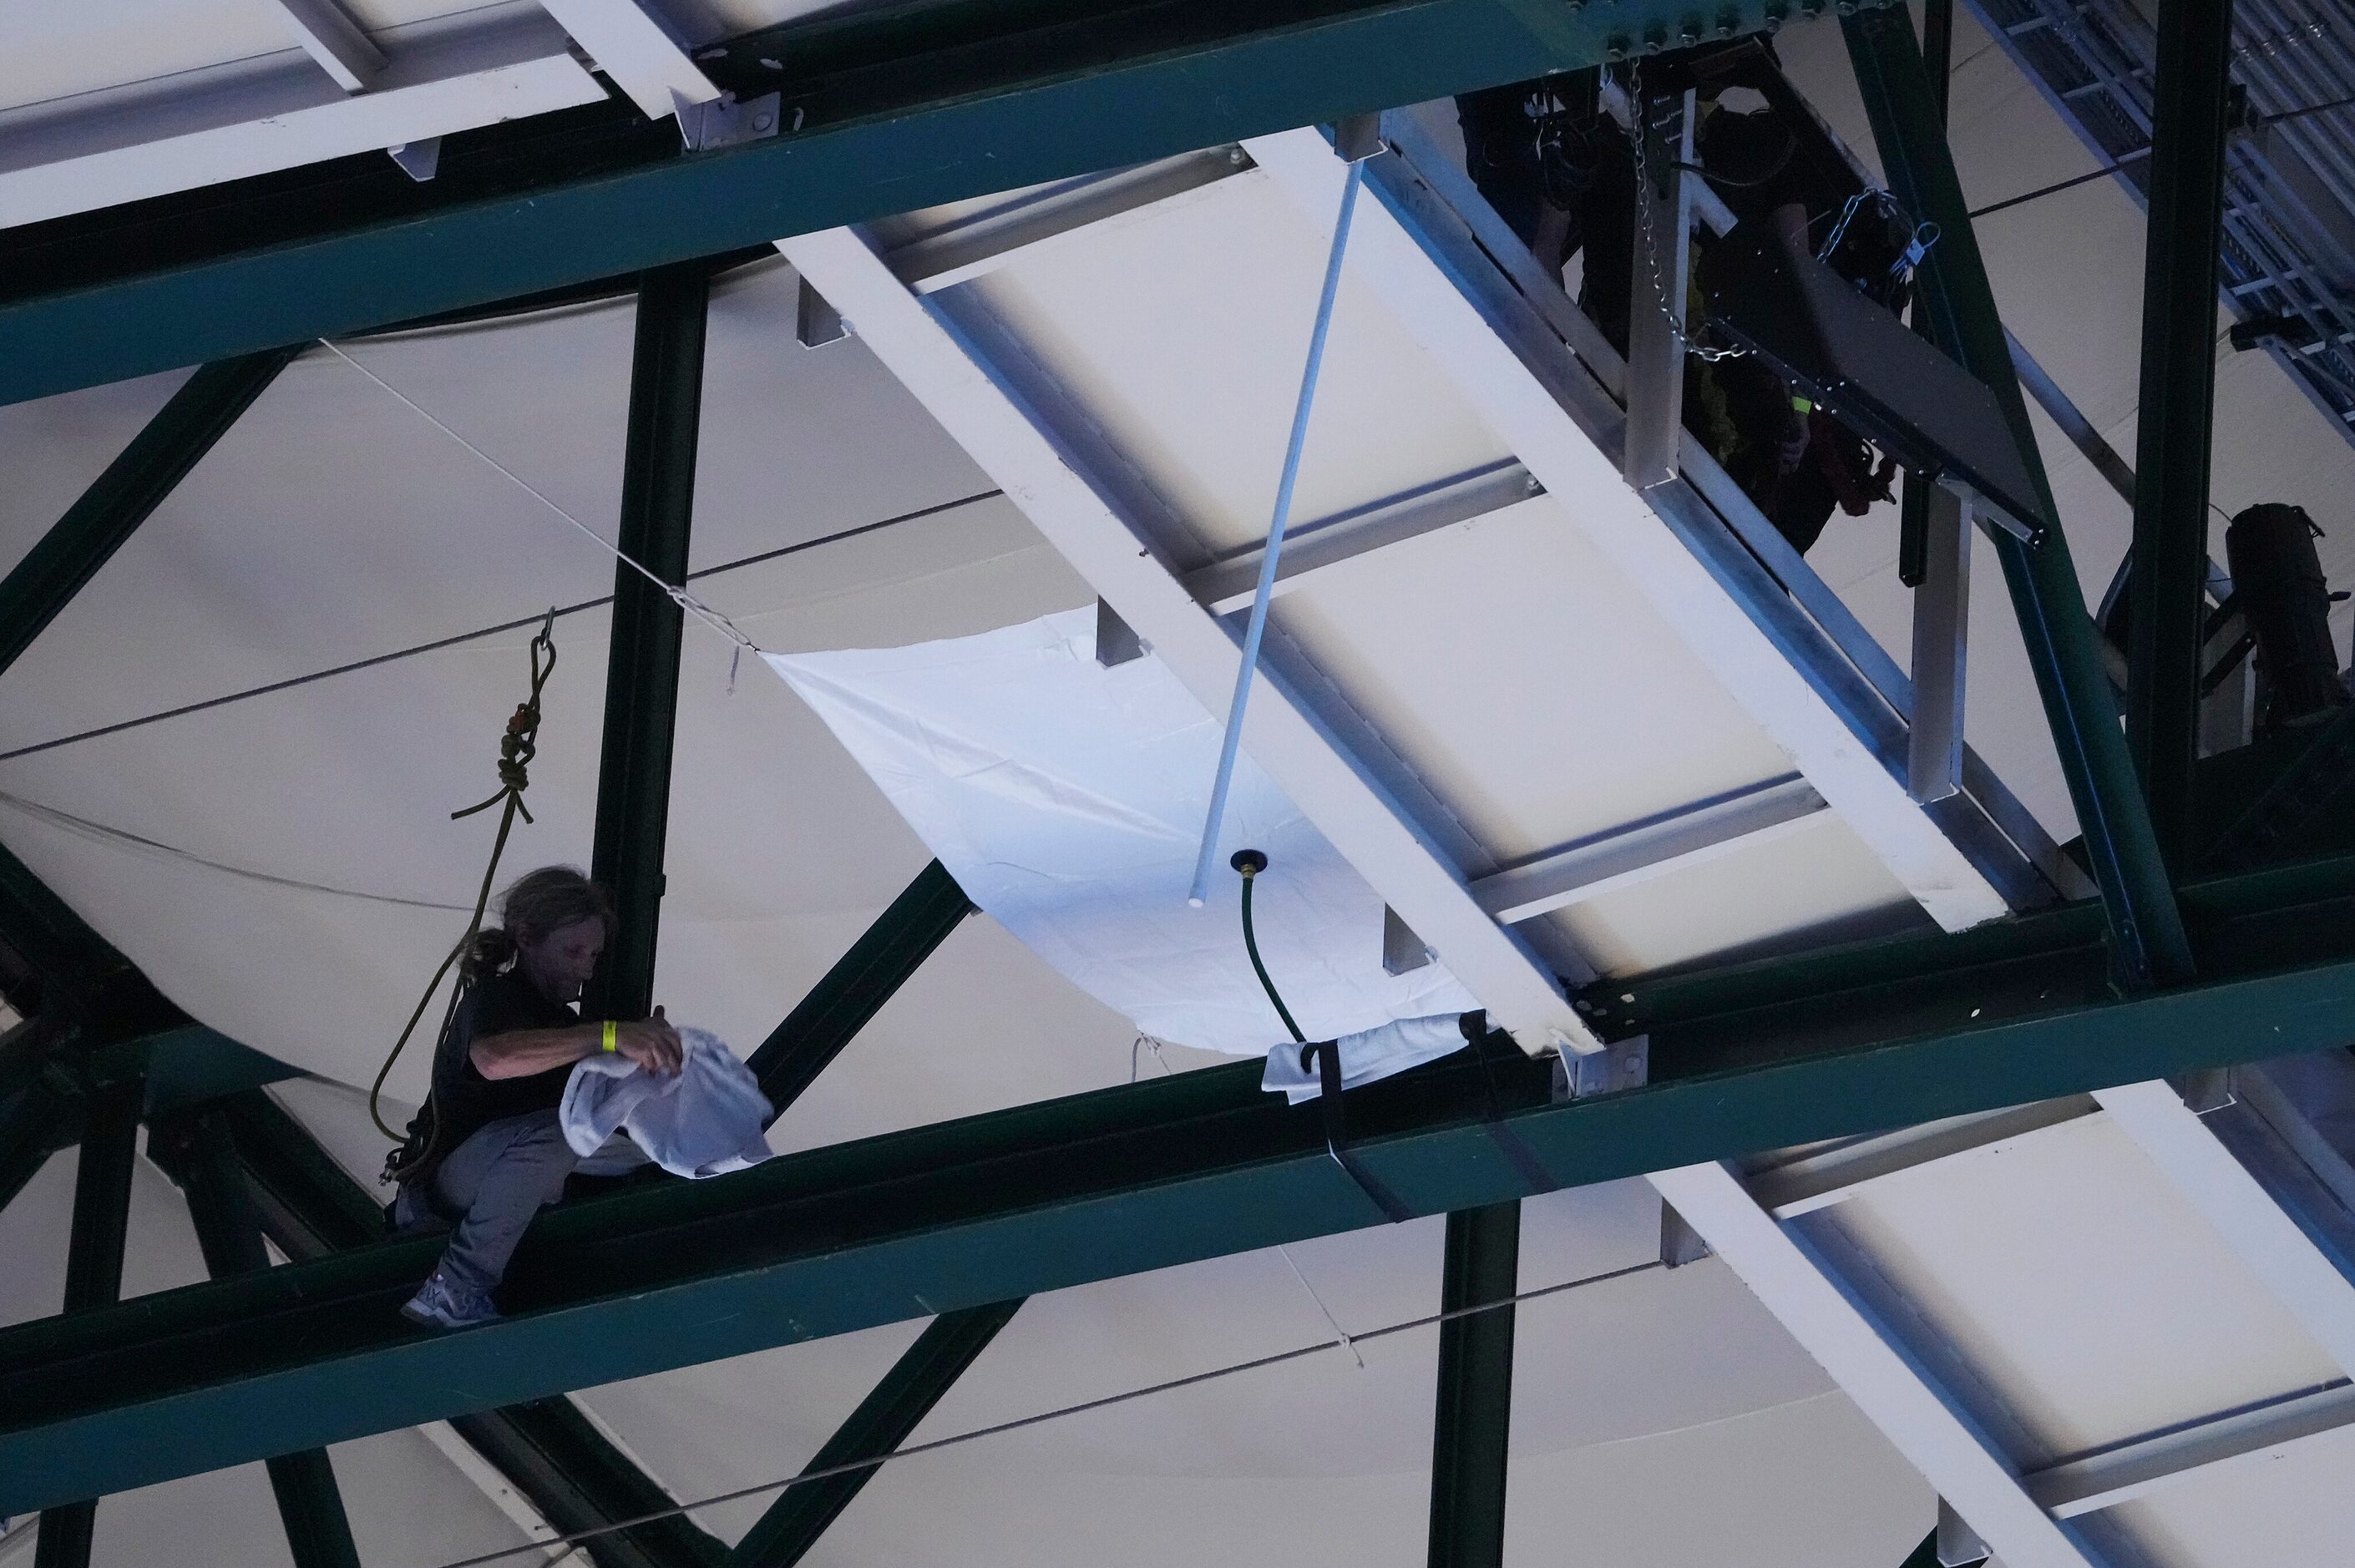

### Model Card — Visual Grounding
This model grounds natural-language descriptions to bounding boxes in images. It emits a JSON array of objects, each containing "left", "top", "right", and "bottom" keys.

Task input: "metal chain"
[{"left": 1627, "top": 63, "right": 1747, "bottom": 364}]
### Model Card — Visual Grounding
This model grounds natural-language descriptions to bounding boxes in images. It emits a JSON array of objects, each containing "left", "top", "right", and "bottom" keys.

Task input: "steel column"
[
  {"left": 205, "top": 1087, "right": 730, "bottom": 1568},
  {"left": 728, "top": 1300, "right": 1022, "bottom": 1567},
  {"left": 1843, "top": 8, "right": 2195, "bottom": 987},
  {"left": 33, "top": 1075, "right": 139, "bottom": 1568},
  {"left": 2124, "top": 0, "right": 2236, "bottom": 871},
  {"left": 590, "top": 262, "right": 707, "bottom": 1021},
  {"left": 1427, "top": 1202, "right": 1519, "bottom": 1568},
  {"left": 152, "top": 1111, "right": 362, "bottom": 1568},
  {"left": 0, "top": 348, "right": 300, "bottom": 681},
  {"left": 747, "top": 858, "right": 974, "bottom": 1118},
  {"left": 1901, "top": 1526, "right": 1942, "bottom": 1567}
]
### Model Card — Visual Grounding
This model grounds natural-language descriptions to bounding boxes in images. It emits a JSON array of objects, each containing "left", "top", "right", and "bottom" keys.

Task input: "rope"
[
  {"left": 369, "top": 612, "right": 558, "bottom": 1158},
  {"left": 1188, "top": 154, "right": 1363, "bottom": 906},
  {"left": 420, "top": 1257, "right": 1668, "bottom": 1568},
  {"left": 317, "top": 339, "right": 764, "bottom": 658}
]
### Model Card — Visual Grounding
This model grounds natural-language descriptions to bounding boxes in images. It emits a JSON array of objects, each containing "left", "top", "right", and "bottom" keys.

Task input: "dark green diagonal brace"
[
  {"left": 0, "top": 347, "right": 299, "bottom": 680},
  {"left": 1843, "top": 8, "right": 2194, "bottom": 988},
  {"left": 749, "top": 858, "right": 974, "bottom": 1118},
  {"left": 1427, "top": 1202, "right": 1519, "bottom": 1568},
  {"left": 150, "top": 1111, "right": 362, "bottom": 1568},
  {"left": 728, "top": 1299, "right": 1023, "bottom": 1567},
  {"left": 590, "top": 262, "right": 708, "bottom": 1022}
]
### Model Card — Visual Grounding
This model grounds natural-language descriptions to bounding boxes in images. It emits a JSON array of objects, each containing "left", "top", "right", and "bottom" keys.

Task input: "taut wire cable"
[
  {"left": 317, "top": 338, "right": 765, "bottom": 659},
  {"left": 421, "top": 1257, "right": 1666, "bottom": 1568}
]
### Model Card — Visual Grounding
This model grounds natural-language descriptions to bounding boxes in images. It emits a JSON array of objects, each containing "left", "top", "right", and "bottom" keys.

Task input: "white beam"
[
  {"left": 889, "top": 147, "right": 1258, "bottom": 293},
  {"left": 1648, "top": 1162, "right": 2099, "bottom": 1568},
  {"left": 262, "top": 0, "right": 385, "bottom": 91},
  {"left": 777, "top": 224, "right": 1603, "bottom": 1056},
  {"left": 0, "top": 12, "right": 602, "bottom": 230},
  {"left": 535, "top": 0, "right": 718, "bottom": 119},
  {"left": 2096, "top": 1079, "right": 2355, "bottom": 1378},
  {"left": 1244, "top": 125, "right": 2019, "bottom": 934},
  {"left": 1470, "top": 775, "right": 1830, "bottom": 925},
  {"left": 1744, "top": 1095, "right": 2099, "bottom": 1219},
  {"left": 2021, "top": 1380, "right": 2355, "bottom": 1519},
  {"left": 1183, "top": 460, "right": 1541, "bottom": 614}
]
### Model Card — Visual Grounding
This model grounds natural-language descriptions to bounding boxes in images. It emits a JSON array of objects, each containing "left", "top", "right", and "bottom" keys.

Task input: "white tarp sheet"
[{"left": 765, "top": 608, "right": 1476, "bottom": 1056}]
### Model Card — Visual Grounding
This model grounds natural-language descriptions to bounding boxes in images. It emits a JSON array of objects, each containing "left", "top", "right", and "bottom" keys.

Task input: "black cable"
[
  {"left": 1233, "top": 851, "right": 1305, "bottom": 1044},
  {"left": 0, "top": 490, "right": 1003, "bottom": 766},
  {"left": 421, "top": 1257, "right": 1669, "bottom": 1568}
]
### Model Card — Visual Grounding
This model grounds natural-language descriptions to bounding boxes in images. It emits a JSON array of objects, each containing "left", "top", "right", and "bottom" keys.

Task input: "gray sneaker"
[{"left": 400, "top": 1271, "right": 500, "bottom": 1331}]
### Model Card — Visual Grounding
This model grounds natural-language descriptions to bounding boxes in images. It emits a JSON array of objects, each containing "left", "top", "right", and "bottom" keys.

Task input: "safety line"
[
  {"left": 0, "top": 492, "right": 1001, "bottom": 766},
  {"left": 423, "top": 1257, "right": 1666, "bottom": 1568},
  {"left": 1188, "top": 156, "right": 1364, "bottom": 906},
  {"left": 319, "top": 339, "right": 765, "bottom": 655}
]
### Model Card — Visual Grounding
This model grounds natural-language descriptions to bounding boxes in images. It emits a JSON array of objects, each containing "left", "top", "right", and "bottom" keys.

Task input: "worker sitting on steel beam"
[{"left": 388, "top": 866, "right": 681, "bottom": 1330}]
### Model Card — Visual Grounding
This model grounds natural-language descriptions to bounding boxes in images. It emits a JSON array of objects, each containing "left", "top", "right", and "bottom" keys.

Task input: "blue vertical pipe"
[{"left": 1189, "top": 159, "right": 1364, "bottom": 904}]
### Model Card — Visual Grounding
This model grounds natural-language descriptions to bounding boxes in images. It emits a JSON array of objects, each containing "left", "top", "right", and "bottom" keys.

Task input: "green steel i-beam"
[
  {"left": 2125, "top": 0, "right": 2236, "bottom": 871},
  {"left": 728, "top": 1299, "right": 1023, "bottom": 1568},
  {"left": 0, "top": 347, "right": 299, "bottom": 681},
  {"left": 151, "top": 1111, "right": 362, "bottom": 1568},
  {"left": 10, "top": 848, "right": 2355, "bottom": 1513},
  {"left": 749, "top": 858, "right": 975, "bottom": 1119},
  {"left": 0, "top": 0, "right": 1816, "bottom": 407},
  {"left": 33, "top": 1074, "right": 140, "bottom": 1568},
  {"left": 1427, "top": 1201, "right": 1519, "bottom": 1568},
  {"left": 590, "top": 262, "right": 708, "bottom": 1021},
  {"left": 1842, "top": 8, "right": 2195, "bottom": 988}
]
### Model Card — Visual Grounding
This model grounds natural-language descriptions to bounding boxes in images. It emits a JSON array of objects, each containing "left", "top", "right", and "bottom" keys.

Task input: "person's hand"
[{"left": 613, "top": 1007, "right": 682, "bottom": 1075}]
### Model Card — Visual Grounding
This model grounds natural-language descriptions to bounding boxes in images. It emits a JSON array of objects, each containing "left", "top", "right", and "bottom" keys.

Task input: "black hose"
[{"left": 1233, "top": 850, "right": 1305, "bottom": 1044}]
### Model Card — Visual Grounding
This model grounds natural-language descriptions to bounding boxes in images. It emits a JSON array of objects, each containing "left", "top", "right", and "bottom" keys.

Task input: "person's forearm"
[{"left": 470, "top": 1024, "right": 604, "bottom": 1080}]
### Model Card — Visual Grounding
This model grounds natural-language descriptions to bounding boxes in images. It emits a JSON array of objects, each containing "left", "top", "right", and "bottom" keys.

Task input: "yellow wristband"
[{"left": 601, "top": 1020, "right": 619, "bottom": 1053}]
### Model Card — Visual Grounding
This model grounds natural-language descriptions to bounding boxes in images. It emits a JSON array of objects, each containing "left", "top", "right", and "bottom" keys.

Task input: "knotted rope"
[{"left": 372, "top": 611, "right": 559, "bottom": 1172}]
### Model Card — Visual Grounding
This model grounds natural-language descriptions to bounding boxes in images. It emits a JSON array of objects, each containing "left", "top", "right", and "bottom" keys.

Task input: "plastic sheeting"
[{"left": 766, "top": 609, "right": 1476, "bottom": 1056}]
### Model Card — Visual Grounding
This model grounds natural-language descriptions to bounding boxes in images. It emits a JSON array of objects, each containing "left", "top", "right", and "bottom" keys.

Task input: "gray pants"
[{"left": 397, "top": 1110, "right": 580, "bottom": 1298}]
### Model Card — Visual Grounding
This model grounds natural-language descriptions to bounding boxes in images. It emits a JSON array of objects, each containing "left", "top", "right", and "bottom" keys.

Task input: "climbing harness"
[
  {"left": 1232, "top": 848, "right": 1414, "bottom": 1224},
  {"left": 1188, "top": 149, "right": 1364, "bottom": 906},
  {"left": 372, "top": 610, "right": 559, "bottom": 1176}
]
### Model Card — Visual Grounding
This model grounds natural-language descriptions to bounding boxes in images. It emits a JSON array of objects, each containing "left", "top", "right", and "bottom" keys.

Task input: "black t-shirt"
[{"left": 428, "top": 964, "right": 582, "bottom": 1154}]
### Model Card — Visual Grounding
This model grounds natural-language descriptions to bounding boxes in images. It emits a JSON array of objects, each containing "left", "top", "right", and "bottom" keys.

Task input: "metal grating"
[{"left": 1968, "top": 0, "right": 2355, "bottom": 445}]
